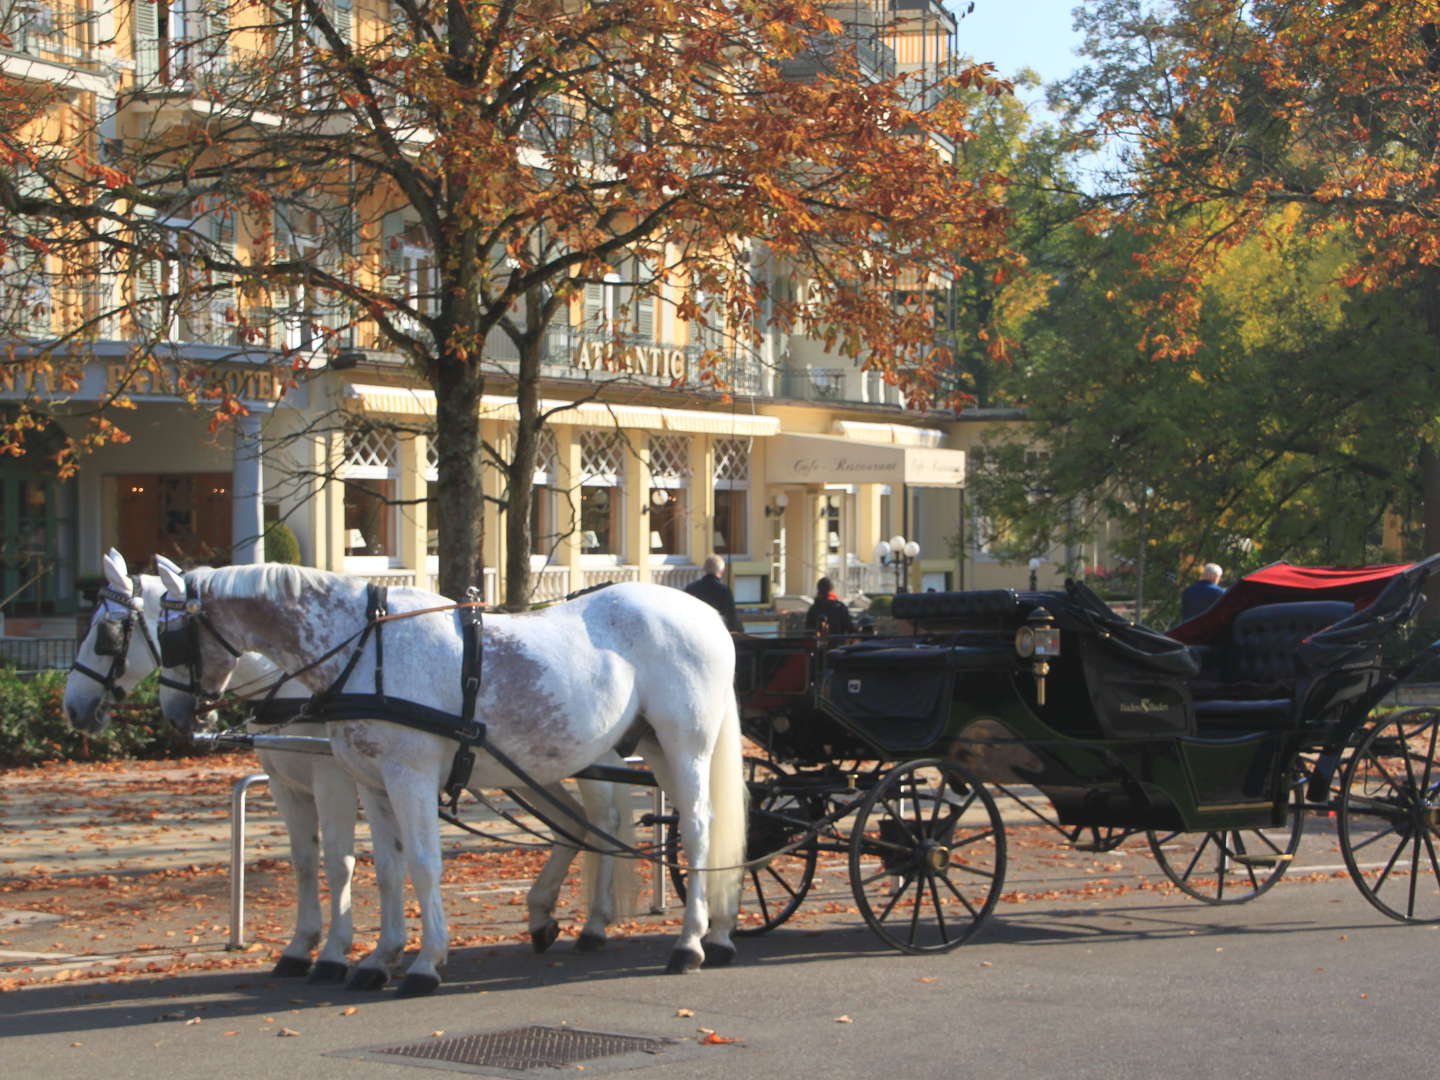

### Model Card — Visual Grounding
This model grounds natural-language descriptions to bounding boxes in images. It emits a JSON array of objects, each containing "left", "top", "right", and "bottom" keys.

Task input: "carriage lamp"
[{"left": 1016, "top": 606, "right": 1060, "bottom": 706}]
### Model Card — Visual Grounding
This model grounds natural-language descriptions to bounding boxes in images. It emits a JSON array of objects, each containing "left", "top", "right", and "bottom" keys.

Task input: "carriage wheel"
[
  {"left": 667, "top": 757, "right": 820, "bottom": 936},
  {"left": 1146, "top": 770, "right": 1306, "bottom": 904},
  {"left": 848, "top": 757, "right": 1006, "bottom": 954},
  {"left": 1338, "top": 707, "right": 1440, "bottom": 923}
]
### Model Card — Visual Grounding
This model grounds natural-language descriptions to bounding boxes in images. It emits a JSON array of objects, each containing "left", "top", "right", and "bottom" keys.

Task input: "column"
[{"left": 230, "top": 413, "right": 264, "bottom": 564}]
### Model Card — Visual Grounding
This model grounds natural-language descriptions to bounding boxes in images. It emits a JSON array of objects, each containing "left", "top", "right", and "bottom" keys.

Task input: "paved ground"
[{"left": 3, "top": 755, "right": 1437, "bottom": 1079}]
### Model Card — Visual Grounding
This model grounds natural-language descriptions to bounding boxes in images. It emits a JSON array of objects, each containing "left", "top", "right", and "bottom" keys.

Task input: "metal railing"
[
  {"left": 0, "top": 636, "right": 76, "bottom": 671},
  {"left": 3, "top": 2, "right": 94, "bottom": 64},
  {"left": 779, "top": 367, "right": 848, "bottom": 402}
]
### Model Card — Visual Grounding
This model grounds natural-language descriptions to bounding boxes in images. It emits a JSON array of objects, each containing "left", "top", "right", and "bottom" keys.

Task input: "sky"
[{"left": 948, "top": 0, "right": 1087, "bottom": 90}]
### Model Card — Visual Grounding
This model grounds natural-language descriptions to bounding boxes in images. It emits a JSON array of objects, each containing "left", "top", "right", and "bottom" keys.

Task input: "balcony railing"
[
  {"left": 2, "top": 2, "right": 94, "bottom": 65},
  {"left": 781, "top": 25, "right": 897, "bottom": 83},
  {"left": 780, "top": 366, "right": 848, "bottom": 402}
]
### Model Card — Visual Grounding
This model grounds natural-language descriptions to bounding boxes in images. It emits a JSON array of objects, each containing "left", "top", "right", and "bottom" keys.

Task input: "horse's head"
[
  {"left": 64, "top": 550, "right": 171, "bottom": 733},
  {"left": 155, "top": 562, "right": 244, "bottom": 734}
]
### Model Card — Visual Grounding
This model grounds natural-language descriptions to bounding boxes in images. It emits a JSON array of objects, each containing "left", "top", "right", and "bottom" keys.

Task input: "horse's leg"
[
  {"left": 696, "top": 695, "right": 746, "bottom": 966},
  {"left": 264, "top": 773, "right": 322, "bottom": 978},
  {"left": 575, "top": 759, "right": 642, "bottom": 952},
  {"left": 521, "top": 783, "right": 582, "bottom": 954},
  {"left": 347, "top": 784, "right": 406, "bottom": 991},
  {"left": 639, "top": 694, "right": 746, "bottom": 973},
  {"left": 309, "top": 762, "right": 358, "bottom": 983},
  {"left": 383, "top": 768, "right": 449, "bottom": 997},
  {"left": 634, "top": 734, "right": 708, "bottom": 973}
]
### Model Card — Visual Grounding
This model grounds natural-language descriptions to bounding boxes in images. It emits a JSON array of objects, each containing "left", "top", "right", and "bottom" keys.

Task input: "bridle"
[
  {"left": 156, "top": 577, "right": 246, "bottom": 707},
  {"left": 69, "top": 578, "right": 163, "bottom": 706}
]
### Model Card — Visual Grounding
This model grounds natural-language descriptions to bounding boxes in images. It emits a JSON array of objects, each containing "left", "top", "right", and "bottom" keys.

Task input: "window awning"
[
  {"left": 832, "top": 419, "right": 946, "bottom": 448},
  {"left": 765, "top": 432, "right": 965, "bottom": 488},
  {"left": 343, "top": 383, "right": 779, "bottom": 437}
]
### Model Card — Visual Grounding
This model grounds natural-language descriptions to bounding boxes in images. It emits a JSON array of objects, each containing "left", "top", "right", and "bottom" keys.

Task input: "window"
[
  {"left": 648, "top": 435, "right": 689, "bottom": 557},
  {"left": 712, "top": 437, "right": 749, "bottom": 557},
  {"left": 341, "top": 428, "right": 398, "bottom": 563},
  {"left": 583, "top": 256, "right": 655, "bottom": 341},
  {"left": 528, "top": 428, "right": 560, "bottom": 557},
  {"left": 424, "top": 437, "right": 439, "bottom": 558},
  {"left": 580, "top": 430, "right": 624, "bottom": 558},
  {"left": 134, "top": 0, "right": 229, "bottom": 88}
]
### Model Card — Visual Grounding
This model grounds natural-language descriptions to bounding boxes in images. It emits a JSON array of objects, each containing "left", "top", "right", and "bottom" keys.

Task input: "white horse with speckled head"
[
  {"left": 65, "top": 551, "right": 642, "bottom": 987},
  {"left": 153, "top": 562, "right": 746, "bottom": 996}
]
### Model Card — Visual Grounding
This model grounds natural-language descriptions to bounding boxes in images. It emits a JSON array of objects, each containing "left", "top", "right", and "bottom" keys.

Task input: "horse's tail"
[
  {"left": 705, "top": 690, "right": 748, "bottom": 918},
  {"left": 580, "top": 777, "right": 643, "bottom": 918}
]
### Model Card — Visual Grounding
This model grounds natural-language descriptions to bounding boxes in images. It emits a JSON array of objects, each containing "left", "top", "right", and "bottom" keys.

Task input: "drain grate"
[{"left": 337, "top": 1024, "right": 695, "bottom": 1077}]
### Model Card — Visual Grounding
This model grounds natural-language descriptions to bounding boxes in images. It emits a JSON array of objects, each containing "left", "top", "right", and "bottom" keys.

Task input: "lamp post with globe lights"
[{"left": 874, "top": 534, "right": 920, "bottom": 593}]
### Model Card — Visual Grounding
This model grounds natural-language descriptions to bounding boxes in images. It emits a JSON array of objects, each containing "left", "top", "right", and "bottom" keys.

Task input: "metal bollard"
[
  {"left": 650, "top": 786, "right": 667, "bottom": 913},
  {"left": 227, "top": 773, "right": 270, "bottom": 951}
]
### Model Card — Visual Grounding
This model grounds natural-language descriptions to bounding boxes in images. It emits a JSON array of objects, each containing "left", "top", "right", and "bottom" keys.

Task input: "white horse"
[
  {"left": 65, "top": 552, "right": 640, "bottom": 987},
  {"left": 153, "top": 562, "right": 746, "bottom": 996}
]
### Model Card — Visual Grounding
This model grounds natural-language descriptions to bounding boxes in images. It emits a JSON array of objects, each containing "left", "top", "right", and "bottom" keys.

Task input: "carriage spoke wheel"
[
  {"left": 847, "top": 758, "right": 1006, "bottom": 954},
  {"left": 1339, "top": 708, "right": 1440, "bottom": 923},
  {"left": 667, "top": 757, "right": 820, "bottom": 936},
  {"left": 1146, "top": 769, "right": 1306, "bottom": 904}
]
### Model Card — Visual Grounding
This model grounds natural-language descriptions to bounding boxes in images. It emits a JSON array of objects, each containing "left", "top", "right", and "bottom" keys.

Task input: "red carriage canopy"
[{"left": 1167, "top": 561, "right": 1416, "bottom": 645}]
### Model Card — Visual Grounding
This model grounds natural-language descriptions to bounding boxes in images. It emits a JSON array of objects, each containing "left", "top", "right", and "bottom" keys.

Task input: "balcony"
[
  {"left": 780, "top": 23, "right": 897, "bottom": 84},
  {"left": 0, "top": 1, "right": 107, "bottom": 94},
  {"left": 778, "top": 364, "right": 907, "bottom": 407}
]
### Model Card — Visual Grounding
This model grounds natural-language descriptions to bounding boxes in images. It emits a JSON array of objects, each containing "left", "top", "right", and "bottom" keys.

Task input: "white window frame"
[{"left": 340, "top": 430, "right": 401, "bottom": 572}]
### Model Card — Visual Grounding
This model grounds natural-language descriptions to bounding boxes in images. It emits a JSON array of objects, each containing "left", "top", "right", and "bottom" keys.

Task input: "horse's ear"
[
  {"left": 154, "top": 553, "right": 183, "bottom": 576},
  {"left": 102, "top": 550, "right": 130, "bottom": 593},
  {"left": 158, "top": 561, "right": 187, "bottom": 600}
]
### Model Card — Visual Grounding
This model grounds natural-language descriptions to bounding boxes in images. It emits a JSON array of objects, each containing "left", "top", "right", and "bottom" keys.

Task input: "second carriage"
[{"left": 677, "top": 555, "right": 1440, "bottom": 953}]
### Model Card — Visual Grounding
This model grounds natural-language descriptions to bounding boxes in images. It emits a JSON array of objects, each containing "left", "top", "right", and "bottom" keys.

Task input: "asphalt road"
[
  {"left": 3, "top": 759, "right": 1437, "bottom": 1080},
  {"left": 3, "top": 872, "right": 1435, "bottom": 1080}
]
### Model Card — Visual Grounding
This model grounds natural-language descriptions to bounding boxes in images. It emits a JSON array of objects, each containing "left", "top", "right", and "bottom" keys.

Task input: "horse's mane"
[{"left": 199, "top": 563, "right": 347, "bottom": 602}]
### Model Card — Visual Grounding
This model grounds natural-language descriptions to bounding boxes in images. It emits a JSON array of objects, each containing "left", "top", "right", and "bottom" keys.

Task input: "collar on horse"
[{"left": 69, "top": 576, "right": 164, "bottom": 704}]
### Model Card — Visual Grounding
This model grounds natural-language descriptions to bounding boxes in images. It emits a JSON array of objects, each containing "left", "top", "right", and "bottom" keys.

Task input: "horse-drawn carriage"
[
  {"left": 64, "top": 551, "right": 1440, "bottom": 992},
  {"left": 701, "top": 555, "right": 1440, "bottom": 952}
]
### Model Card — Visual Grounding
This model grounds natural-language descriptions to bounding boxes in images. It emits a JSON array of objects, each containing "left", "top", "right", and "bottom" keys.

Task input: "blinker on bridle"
[
  {"left": 156, "top": 579, "right": 245, "bottom": 705},
  {"left": 69, "top": 579, "right": 161, "bottom": 703}
]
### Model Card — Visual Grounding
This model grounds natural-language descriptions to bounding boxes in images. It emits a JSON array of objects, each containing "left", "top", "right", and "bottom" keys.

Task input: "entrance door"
[
  {"left": 114, "top": 473, "right": 233, "bottom": 569},
  {"left": 0, "top": 462, "right": 70, "bottom": 614}
]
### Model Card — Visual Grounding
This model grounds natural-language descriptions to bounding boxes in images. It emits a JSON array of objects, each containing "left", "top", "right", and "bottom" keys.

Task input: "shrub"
[
  {"left": 0, "top": 669, "right": 244, "bottom": 768},
  {"left": 264, "top": 521, "right": 301, "bottom": 564}
]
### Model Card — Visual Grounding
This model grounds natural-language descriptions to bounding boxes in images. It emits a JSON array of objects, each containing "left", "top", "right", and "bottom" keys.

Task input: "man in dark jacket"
[
  {"left": 1180, "top": 562, "right": 1225, "bottom": 621},
  {"left": 684, "top": 554, "right": 743, "bottom": 632},
  {"left": 804, "top": 576, "right": 854, "bottom": 634}
]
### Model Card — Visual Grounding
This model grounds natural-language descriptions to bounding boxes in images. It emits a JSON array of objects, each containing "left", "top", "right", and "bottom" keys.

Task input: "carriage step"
[{"left": 1229, "top": 852, "right": 1293, "bottom": 868}]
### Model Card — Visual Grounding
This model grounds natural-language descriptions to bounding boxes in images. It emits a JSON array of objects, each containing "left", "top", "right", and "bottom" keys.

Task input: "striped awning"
[{"left": 833, "top": 419, "right": 946, "bottom": 448}]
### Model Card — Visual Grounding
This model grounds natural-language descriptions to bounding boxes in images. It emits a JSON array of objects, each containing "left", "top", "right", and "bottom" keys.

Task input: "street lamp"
[{"left": 874, "top": 534, "right": 920, "bottom": 593}]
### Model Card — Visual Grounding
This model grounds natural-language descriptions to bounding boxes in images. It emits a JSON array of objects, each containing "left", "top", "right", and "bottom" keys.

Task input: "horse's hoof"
[
  {"left": 271, "top": 955, "right": 311, "bottom": 978},
  {"left": 307, "top": 960, "right": 349, "bottom": 984},
  {"left": 702, "top": 942, "right": 736, "bottom": 968},
  {"left": 346, "top": 967, "right": 389, "bottom": 992},
  {"left": 396, "top": 972, "right": 441, "bottom": 998},
  {"left": 665, "top": 947, "right": 704, "bottom": 974},
  {"left": 575, "top": 932, "right": 607, "bottom": 953},
  {"left": 530, "top": 919, "right": 561, "bottom": 954}
]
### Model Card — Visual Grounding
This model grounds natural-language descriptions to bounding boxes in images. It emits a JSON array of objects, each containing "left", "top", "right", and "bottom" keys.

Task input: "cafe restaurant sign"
[{"left": 766, "top": 432, "right": 966, "bottom": 488}]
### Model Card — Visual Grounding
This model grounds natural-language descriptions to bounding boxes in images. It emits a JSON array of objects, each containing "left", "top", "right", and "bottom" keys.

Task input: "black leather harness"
[{"left": 301, "top": 585, "right": 488, "bottom": 808}]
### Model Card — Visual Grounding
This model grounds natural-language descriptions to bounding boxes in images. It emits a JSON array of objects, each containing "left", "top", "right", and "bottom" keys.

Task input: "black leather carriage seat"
[
  {"left": 1191, "top": 600, "right": 1354, "bottom": 728},
  {"left": 890, "top": 589, "right": 1023, "bottom": 625}
]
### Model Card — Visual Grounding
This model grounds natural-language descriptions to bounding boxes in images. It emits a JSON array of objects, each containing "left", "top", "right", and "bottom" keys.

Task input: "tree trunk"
[
  {"left": 433, "top": 360, "right": 487, "bottom": 601},
  {"left": 504, "top": 331, "right": 546, "bottom": 610}
]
